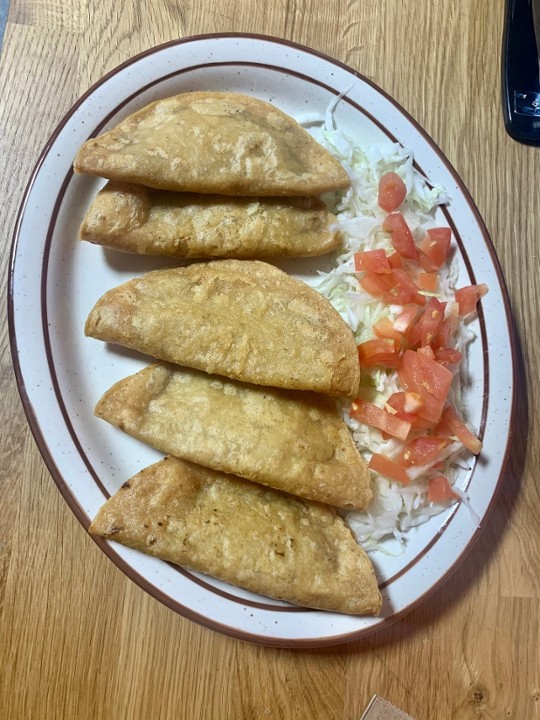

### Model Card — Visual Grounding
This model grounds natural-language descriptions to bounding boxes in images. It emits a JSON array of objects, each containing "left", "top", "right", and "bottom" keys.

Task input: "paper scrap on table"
[{"left": 360, "top": 695, "right": 417, "bottom": 720}]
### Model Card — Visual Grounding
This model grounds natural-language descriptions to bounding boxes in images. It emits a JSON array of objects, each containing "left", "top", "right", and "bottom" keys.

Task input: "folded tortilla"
[
  {"left": 85, "top": 260, "right": 360, "bottom": 398},
  {"left": 73, "top": 91, "right": 350, "bottom": 196},
  {"left": 80, "top": 181, "right": 341, "bottom": 258},
  {"left": 95, "top": 363, "right": 372, "bottom": 510},
  {"left": 89, "top": 456, "right": 381, "bottom": 615}
]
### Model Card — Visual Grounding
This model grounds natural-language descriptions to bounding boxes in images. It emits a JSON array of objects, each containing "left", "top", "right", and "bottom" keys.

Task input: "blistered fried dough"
[
  {"left": 89, "top": 457, "right": 381, "bottom": 615},
  {"left": 73, "top": 92, "right": 350, "bottom": 196},
  {"left": 95, "top": 363, "right": 372, "bottom": 510},
  {"left": 80, "top": 182, "right": 341, "bottom": 258},
  {"left": 85, "top": 260, "right": 360, "bottom": 398}
]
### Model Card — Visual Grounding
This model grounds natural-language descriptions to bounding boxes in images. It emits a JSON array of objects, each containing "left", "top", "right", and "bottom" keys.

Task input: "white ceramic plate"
[{"left": 9, "top": 34, "right": 516, "bottom": 647}]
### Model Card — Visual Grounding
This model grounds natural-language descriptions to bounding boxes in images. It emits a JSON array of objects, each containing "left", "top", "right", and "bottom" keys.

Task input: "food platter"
[{"left": 8, "top": 34, "right": 516, "bottom": 647}]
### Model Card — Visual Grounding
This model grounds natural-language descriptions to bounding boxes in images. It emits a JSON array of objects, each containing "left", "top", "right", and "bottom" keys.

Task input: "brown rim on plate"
[{"left": 8, "top": 33, "right": 518, "bottom": 647}]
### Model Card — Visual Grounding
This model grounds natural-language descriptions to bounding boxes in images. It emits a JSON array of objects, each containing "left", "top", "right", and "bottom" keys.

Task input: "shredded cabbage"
[{"left": 305, "top": 112, "right": 479, "bottom": 553}]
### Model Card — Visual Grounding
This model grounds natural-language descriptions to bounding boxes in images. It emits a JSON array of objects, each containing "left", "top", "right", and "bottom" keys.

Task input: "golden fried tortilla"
[
  {"left": 95, "top": 363, "right": 372, "bottom": 510},
  {"left": 89, "top": 456, "right": 381, "bottom": 615},
  {"left": 80, "top": 181, "right": 341, "bottom": 258},
  {"left": 73, "top": 92, "right": 350, "bottom": 196},
  {"left": 85, "top": 260, "right": 360, "bottom": 398}
]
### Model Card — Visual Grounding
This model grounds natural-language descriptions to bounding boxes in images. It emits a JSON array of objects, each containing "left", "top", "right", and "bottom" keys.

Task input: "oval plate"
[{"left": 8, "top": 34, "right": 516, "bottom": 647}]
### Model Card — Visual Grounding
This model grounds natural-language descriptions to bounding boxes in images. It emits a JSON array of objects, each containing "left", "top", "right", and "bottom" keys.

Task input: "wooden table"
[{"left": 1, "top": 2, "right": 538, "bottom": 718}]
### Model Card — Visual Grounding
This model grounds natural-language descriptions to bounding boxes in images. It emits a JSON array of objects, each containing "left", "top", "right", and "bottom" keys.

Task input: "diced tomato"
[
  {"left": 383, "top": 213, "right": 418, "bottom": 260},
  {"left": 397, "top": 350, "right": 414, "bottom": 390},
  {"left": 350, "top": 399, "right": 412, "bottom": 441},
  {"left": 385, "top": 391, "right": 425, "bottom": 425},
  {"left": 434, "top": 409, "right": 454, "bottom": 439},
  {"left": 417, "top": 349, "right": 452, "bottom": 402},
  {"left": 378, "top": 172, "right": 407, "bottom": 212},
  {"left": 433, "top": 301, "right": 458, "bottom": 349},
  {"left": 360, "top": 270, "right": 425, "bottom": 306},
  {"left": 369, "top": 453, "right": 410, "bottom": 484},
  {"left": 385, "top": 393, "right": 436, "bottom": 432},
  {"left": 373, "top": 317, "right": 405, "bottom": 344},
  {"left": 416, "top": 272, "right": 438, "bottom": 292},
  {"left": 404, "top": 320, "right": 422, "bottom": 349},
  {"left": 418, "top": 228, "right": 452, "bottom": 270},
  {"left": 434, "top": 347, "right": 462, "bottom": 366},
  {"left": 359, "top": 272, "right": 396, "bottom": 296},
  {"left": 396, "top": 436, "right": 452, "bottom": 467},
  {"left": 417, "top": 345, "right": 436, "bottom": 360},
  {"left": 455, "top": 283, "right": 488, "bottom": 316},
  {"left": 412, "top": 416, "right": 439, "bottom": 433},
  {"left": 354, "top": 249, "right": 392, "bottom": 274},
  {"left": 436, "top": 406, "right": 483, "bottom": 454},
  {"left": 393, "top": 305, "right": 420, "bottom": 333},
  {"left": 357, "top": 338, "right": 401, "bottom": 368},
  {"left": 387, "top": 391, "right": 425, "bottom": 415},
  {"left": 418, "top": 250, "right": 438, "bottom": 273},
  {"left": 435, "top": 318, "right": 454, "bottom": 349},
  {"left": 382, "top": 269, "right": 426, "bottom": 306},
  {"left": 398, "top": 349, "right": 453, "bottom": 422},
  {"left": 406, "top": 303, "right": 449, "bottom": 350},
  {"left": 419, "top": 297, "right": 446, "bottom": 347},
  {"left": 387, "top": 251, "right": 403, "bottom": 269},
  {"left": 428, "top": 475, "right": 459, "bottom": 502}
]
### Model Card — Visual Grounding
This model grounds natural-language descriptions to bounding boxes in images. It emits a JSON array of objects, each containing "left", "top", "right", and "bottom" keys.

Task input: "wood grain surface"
[{"left": 1, "top": 1, "right": 539, "bottom": 718}]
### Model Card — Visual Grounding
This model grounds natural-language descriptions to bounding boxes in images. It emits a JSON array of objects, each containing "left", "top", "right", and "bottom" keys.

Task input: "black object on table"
[{"left": 502, "top": 0, "right": 540, "bottom": 145}]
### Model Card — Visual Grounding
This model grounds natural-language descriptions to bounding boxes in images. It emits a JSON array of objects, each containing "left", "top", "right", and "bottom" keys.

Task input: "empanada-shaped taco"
[
  {"left": 80, "top": 181, "right": 341, "bottom": 258},
  {"left": 73, "top": 91, "right": 350, "bottom": 196},
  {"left": 89, "top": 456, "right": 382, "bottom": 615},
  {"left": 95, "top": 363, "right": 372, "bottom": 510},
  {"left": 85, "top": 260, "right": 360, "bottom": 398}
]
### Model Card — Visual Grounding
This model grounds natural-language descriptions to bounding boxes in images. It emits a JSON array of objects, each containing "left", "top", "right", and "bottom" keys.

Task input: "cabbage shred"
[{"left": 310, "top": 117, "right": 477, "bottom": 552}]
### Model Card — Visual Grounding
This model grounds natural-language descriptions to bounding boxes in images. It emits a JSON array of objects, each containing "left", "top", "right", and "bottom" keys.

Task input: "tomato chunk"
[
  {"left": 428, "top": 475, "right": 459, "bottom": 502},
  {"left": 359, "top": 272, "right": 396, "bottom": 296},
  {"left": 404, "top": 320, "right": 422, "bottom": 349},
  {"left": 417, "top": 347, "right": 452, "bottom": 398},
  {"left": 369, "top": 453, "right": 410, "bottom": 484},
  {"left": 373, "top": 317, "right": 405, "bottom": 344},
  {"left": 360, "top": 269, "right": 425, "bottom": 306},
  {"left": 387, "top": 251, "right": 403, "bottom": 269},
  {"left": 358, "top": 338, "right": 401, "bottom": 368},
  {"left": 434, "top": 348, "right": 462, "bottom": 366},
  {"left": 387, "top": 391, "right": 425, "bottom": 415},
  {"left": 398, "top": 349, "right": 453, "bottom": 422},
  {"left": 385, "top": 391, "right": 429, "bottom": 429},
  {"left": 383, "top": 213, "right": 418, "bottom": 260},
  {"left": 396, "top": 436, "right": 452, "bottom": 467},
  {"left": 419, "top": 297, "right": 446, "bottom": 347},
  {"left": 383, "top": 269, "right": 426, "bottom": 306},
  {"left": 393, "top": 305, "right": 420, "bottom": 333},
  {"left": 455, "top": 283, "right": 488, "bottom": 316},
  {"left": 354, "top": 249, "right": 392, "bottom": 274},
  {"left": 378, "top": 172, "right": 407, "bottom": 212},
  {"left": 350, "top": 399, "right": 412, "bottom": 441},
  {"left": 416, "top": 272, "right": 438, "bottom": 292},
  {"left": 418, "top": 228, "right": 451, "bottom": 270},
  {"left": 417, "top": 345, "right": 436, "bottom": 361},
  {"left": 436, "top": 406, "right": 483, "bottom": 454}
]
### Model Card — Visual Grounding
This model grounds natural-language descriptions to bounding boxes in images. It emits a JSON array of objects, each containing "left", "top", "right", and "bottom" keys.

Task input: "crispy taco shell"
[{"left": 90, "top": 456, "right": 381, "bottom": 615}]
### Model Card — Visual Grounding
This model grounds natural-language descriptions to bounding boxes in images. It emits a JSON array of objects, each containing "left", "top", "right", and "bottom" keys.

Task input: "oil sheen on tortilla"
[
  {"left": 80, "top": 181, "right": 341, "bottom": 258},
  {"left": 89, "top": 456, "right": 382, "bottom": 615},
  {"left": 73, "top": 91, "right": 350, "bottom": 196},
  {"left": 85, "top": 260, "right": 361, "bottom": 398},
  {"left": 94, "top": 363, "right": 372, "bottom": 510}
]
